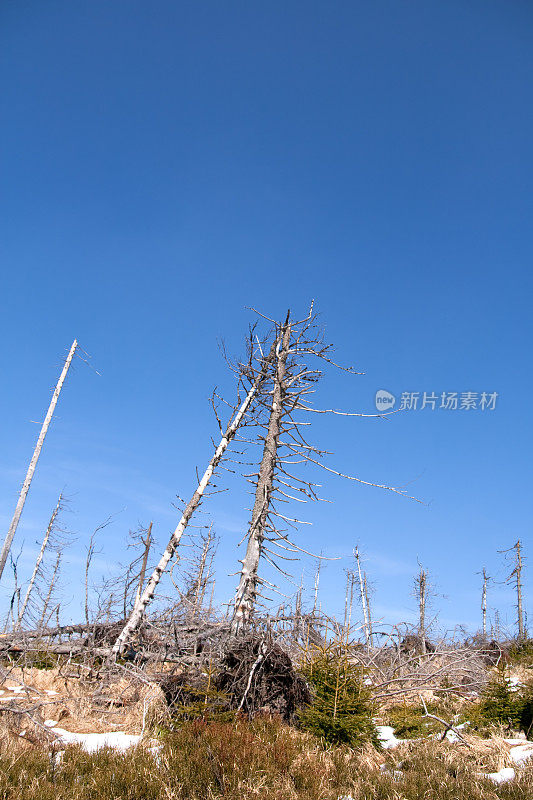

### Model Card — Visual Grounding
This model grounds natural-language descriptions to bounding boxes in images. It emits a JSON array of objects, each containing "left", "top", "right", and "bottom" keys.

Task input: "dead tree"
[
  {"left": 0, "top": 340, "right": 78, "bottom": 581},
  {"left": 169, "top": 523, "right": 218, "bottom": 622},
  {"left": 133, "top": 522, "right": 153, "bottom": 611},
  {"left": 354, "top": 547, "right": 372, "bottom": 648},
  {"left": 501, "top": 540, "right": 526, "bottom": 641},
  {"left": 231, "top": 315, "right": 292, "bottom": 634},
  {"left": 37, "top": 551, "right": 61, "bottom": 630},
  {"left": 229, "top": 305, "right": 420, "bottom": 635},
  {"left": 112, "top": 336, "right": 279, "bottom": 655},
  {"left": 415, "top": 563, "right": 428, "bottom": 655},
  {"left": 16, "top": 493, "right": 64, "bottom": 629},
  {"left": 479, "top": 567, "right": 490, "bottom": 639}
]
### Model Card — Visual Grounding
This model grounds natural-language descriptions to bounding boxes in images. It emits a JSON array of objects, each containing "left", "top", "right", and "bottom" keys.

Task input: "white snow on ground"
[
  {"left": 47, "top": 727, "right": 142, "bottom": 754},
  {"left": 374, "top": 724, "right": 533, "bottom": 786},
  {"left": 443, "top": 722, "right": 469, "bottom": 743},
  {"left": 375, "top": 725, "right": 402, "bottom": 749},
  {"left": 508, "top": 744, "right": 533, "bottom": 765},
  {"left": 482, "top": 767, "right": 516, "bottom": 784}
]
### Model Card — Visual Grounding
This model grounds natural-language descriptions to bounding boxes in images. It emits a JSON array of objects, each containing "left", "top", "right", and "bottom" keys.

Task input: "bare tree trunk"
[
  {"left": 363, "top": 571, "right": 373, "bottom": 647},
  {"left": 16, "top": 493, "right": 63, "bottom": 628},
  {"left": 112, "top": 340, "right": 278, "bottom": 655},
  {"left": 230, "top": 321, "right": 292, "bottom": 635},
  {"left": 355, "top": 547, "right": 371, "bottom": 649},
  {"left": 481, "top": 567, "right": 488, "bottom": 639},
  {"left": 133, "top": 522, "right": 153, "bottom": 611},
  {"left": 417, "top": 566, "right": 427, "bottom": 655},
  {"left": 515, "top": 540, "right": 525, "bottom": 640},
  {"left": 0, "top": 340, "right": 77, "bottom": 582},
  {"left": 313, "top": 560, "right": 321, "bottom": 613},
  {"left": 500, "top": 540, "right": 526, "bottom": 641}
]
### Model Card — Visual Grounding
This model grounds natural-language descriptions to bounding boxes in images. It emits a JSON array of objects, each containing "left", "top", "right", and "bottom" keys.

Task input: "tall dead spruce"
[{"left": 230, "top": 305, "right": 419, "bottom": 635}]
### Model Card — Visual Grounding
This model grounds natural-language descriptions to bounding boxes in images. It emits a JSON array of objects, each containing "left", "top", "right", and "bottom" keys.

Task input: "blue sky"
[{"left": 1, "top": 0, "right": 532, "bottom": 636}]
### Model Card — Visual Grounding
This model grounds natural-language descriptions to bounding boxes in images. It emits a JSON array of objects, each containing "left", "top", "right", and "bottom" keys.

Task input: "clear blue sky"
[{"left": 1, "top": 0, "right": 532, "bottom": 636}]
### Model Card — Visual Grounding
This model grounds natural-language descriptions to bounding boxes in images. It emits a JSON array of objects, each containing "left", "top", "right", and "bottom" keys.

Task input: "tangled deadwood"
[
  {"left": 213, "top": 635, "right": 311, "bottom": 722},
  {"left": 400, "top": 635, "right": 436, "bottom": 655}
]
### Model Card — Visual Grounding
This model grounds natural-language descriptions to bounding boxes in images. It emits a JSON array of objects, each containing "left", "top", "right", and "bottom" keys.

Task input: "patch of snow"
[
  {"left": 376, "top": 725, "right": 401, "bottom": 749},
  {"left": 482, "top": 767, "right": 516, "bottom": 785},
  {"left": 509, "top": 745, "right": 533, "bottom": 765},
  {"left": 49, "top": 727, "right": 142, "bottom": 754},
  {"left": 363, "top": 678, "right": 373, "bottom": 686},
  {"left": 444, "top": 722, "right": 469, "bottom": 743},
  {"left": 45, "top": 690, "right": 58, "bottom": 696},
  {"left": 44, "top": 720, "right": 58, "bottom": 727}
]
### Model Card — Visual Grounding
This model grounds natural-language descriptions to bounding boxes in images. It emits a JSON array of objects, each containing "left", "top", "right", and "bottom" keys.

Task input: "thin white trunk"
[
  {"left": 355, "top": 547, "right": 371, "bottom": 648},
  {"left": 17, "top": 493, "right": 63, "bottom": 627},
  {"left": 481, "top": 568, "right": 488, "bottom": 639},
  {"left": 363, "top": 572, "right": 373, "bottom": 647},
  {"left": 112, "top": 342, "right": 277, "bottom": 655},
  {"left": 0, "top": 340, "right": 77, "bottom": 582}
]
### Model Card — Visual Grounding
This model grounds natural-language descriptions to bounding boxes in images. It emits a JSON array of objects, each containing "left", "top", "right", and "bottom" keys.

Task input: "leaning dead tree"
[
  {"left": 112, "top": 336, "right": 280, "bottom": 655},
  {"left": 0, "top": 340, "right": 78, "bottom": 582},
  {"left": 229, "top": 304, "right": 420, "bottom": 635}
]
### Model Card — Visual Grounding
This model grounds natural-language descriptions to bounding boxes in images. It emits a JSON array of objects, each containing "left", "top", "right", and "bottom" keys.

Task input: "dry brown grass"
[
  {"left": 0, "top": 665, "right": 167, "bottom": 735},
  {"left": 0, "top": 713, "right": 530, "bottom": 799}
]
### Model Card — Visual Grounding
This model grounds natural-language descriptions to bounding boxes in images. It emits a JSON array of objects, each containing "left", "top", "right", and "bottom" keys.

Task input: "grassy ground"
[{"left": 0, "top": 715, "right": 531, "bottom": 800}]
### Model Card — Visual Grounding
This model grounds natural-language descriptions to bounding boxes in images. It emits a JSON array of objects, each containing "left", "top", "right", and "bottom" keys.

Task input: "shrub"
[
  {"left": 385, "top": 701, "right": 465, "bottom": 739},
  {"left": 472, "top": 667, "right": 533, "bottom": 738},
  {"left": 298, "top": 652, "right": 379, "bottom": 748},
  {"left": 508, "top": 639, "right": 533, "bottom": 668}
]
